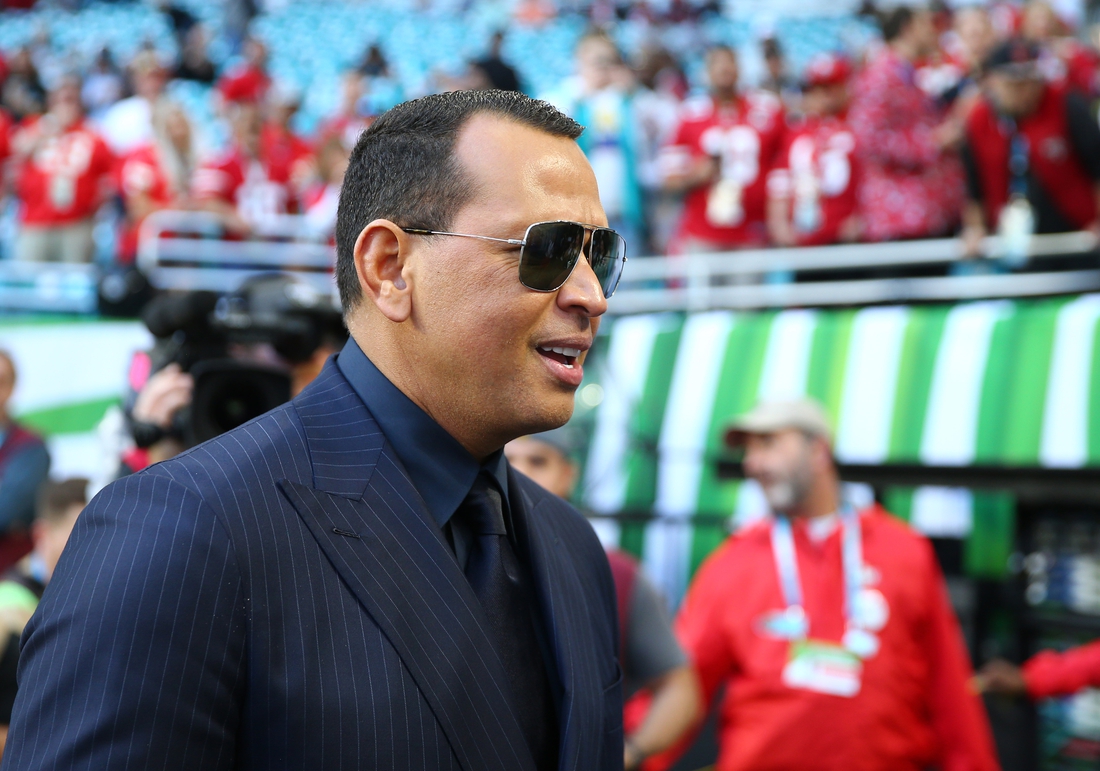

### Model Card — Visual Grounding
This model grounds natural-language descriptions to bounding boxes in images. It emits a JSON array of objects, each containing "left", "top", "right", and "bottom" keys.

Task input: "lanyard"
[
  {"left": 770, "top": 505, "right": 876, "bottom": 657},
  {"left": 1005, "top": 120, "right": 1030, "bottom": 199}
]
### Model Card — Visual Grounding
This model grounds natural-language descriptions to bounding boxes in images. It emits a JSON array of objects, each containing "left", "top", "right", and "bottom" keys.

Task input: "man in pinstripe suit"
[{"left": 4, "top": 90, "right": 624, "bottom": 770}]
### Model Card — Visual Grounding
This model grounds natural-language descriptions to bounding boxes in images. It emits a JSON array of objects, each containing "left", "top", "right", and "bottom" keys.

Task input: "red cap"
[{"left": 803, "top": 53, "right": 852, "bottom": 88}]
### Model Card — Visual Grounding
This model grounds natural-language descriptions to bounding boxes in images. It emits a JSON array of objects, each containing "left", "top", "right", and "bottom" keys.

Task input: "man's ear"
[{"left": 353, "top": 219, "right": 413, "bottom": 323}]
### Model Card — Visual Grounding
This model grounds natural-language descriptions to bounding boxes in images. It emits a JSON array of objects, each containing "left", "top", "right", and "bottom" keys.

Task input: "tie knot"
[{"left": 460, "top": 473, "right": 507, "bottom": 536}]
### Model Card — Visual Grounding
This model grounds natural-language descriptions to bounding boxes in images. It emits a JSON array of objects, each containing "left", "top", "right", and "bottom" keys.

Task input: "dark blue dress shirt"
[{"left": 335, "top": 338, "right": 512, "bottom": 569}]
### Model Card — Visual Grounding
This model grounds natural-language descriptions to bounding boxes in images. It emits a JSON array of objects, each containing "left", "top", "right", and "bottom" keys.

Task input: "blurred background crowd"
[{"left": 2, "top": 0, "right": 1100, "bottom": 769}]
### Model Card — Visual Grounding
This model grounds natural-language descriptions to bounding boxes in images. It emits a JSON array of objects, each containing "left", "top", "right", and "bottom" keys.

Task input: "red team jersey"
[
  {"left": 16, "top": 117, "right": 115, "bottom": 226},
  {"left": 259, "top": 123, "right": 314, "bottom": 208},
  {"left": 192, "top": 146, "right": 297, "bottom": 227},
  {"left": 664, "top": 92, "right": 786, "bottom": 248},
  {"left": 117, "top": 144, "right": 180, "bottom": 262},
  {"left": 768, "top": 113, "right": 861, "bottom": 246}
]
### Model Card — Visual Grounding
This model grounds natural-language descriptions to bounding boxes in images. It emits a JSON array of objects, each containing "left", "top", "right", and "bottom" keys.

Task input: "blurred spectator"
[
  {"left": 117, "top": 101, "right": 196, "bottom": 264},
  {"left": 0, "top": 48, "right": 45, "bottom": 123},
  {"left": 472, "top": 30, "right": 523, "bottom": 92},
  {"left": 543, "top": 31, "right": 645, "bottom": 249},
  {"left": 98, "top": 51, "right": 171, "bottom": 156},
  {"left": 504, "top": 431, "right": 701, "bottom": 771},
  {"left": 632, "top": 45, "right": 687, "bottom": 254},
  {"left": 1020, "top": 0, "right": 1100, "bottom": 97},
  {"left": 355, "top": 44, "right": 403, "bottom": 114},
  {"left": 260, "top": 83, "right": 315, "bottom": 212},
  {"left": 11, "top": 74, "right": 115, "bottom": 263},
  {"left": 81, "top": 48, "right": 125, "bottom": 121},
  {"left": 760, "top": 37, "right": 801, "bottom": 110},
  {"left": 217, "top": 36, "right": 271, "bottom": 106},
  {"left": 661, "top": 45, "right": 785, "bottom": 253},
  {"left": 960, "top": 39, "right": 1100, "bottom": 258},
  {"left": 665, "top": 399, "right": 999, "bottom": 771},
  {"left": 303, "top": 133, "right": 348, "bottom": 238},
  {"left": 357, "top": 43, "right": 390, "bottom": 79},
  {"left": 192, "top": 102, "right": 294, "bottom": 233},
  {"left": 0, "top": 477, "right": 86, "bottom": 762},
  {"left": 174, "top": 24, "right": 217, "bottom": 85},
  {"left": 849, "top": 7, "right": 966, "bottom": 241},
  {"left": 0, "top": 351, "right": 49, "bottom": 574},
  {"left": 767, "top": 54, "right": 862, "bottom": 247},
  {"left": 952, "top": 6, "right": 1000, "bottom": 83},
  {"left": 317, "top": 70, "right": 372, "bottom": 152},
  {"left": 977, "top": 642, "right": 1100, "bottom": 700}
]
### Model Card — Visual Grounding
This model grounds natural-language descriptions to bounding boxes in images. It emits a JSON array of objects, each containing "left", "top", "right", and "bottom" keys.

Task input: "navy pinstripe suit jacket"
[{"left": 4, "top": 360, "right": 624, "bottom": 770}]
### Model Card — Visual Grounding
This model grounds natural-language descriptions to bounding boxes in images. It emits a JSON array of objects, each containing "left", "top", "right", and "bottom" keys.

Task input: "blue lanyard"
[
  {"left": 770, "top": 504, "right": 863, "bottom": 634},
  {"left": 1006, "top": 121, "right": 1030, "bottom": 199}
]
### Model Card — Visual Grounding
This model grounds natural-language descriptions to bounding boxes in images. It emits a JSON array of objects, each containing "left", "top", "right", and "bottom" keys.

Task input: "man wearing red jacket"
[
  {"left": 960, "top": 38, "right": 1100, "bottom": 256},
  {"left": 673, "top": 399, "right": 1000, "bottom": 771}
]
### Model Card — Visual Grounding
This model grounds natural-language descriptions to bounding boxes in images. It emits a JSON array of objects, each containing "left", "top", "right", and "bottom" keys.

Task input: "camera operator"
[{"left": 118, "top": 275, "right": 346, "bottom": 476}]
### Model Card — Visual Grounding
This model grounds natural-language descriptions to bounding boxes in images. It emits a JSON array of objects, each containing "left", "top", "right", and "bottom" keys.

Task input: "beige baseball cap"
[{"left": 723, "top": 398, "right": 834, "bottom": 447}]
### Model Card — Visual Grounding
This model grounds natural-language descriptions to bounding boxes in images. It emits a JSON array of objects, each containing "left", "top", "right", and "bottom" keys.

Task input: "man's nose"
[{"left": 556, "top": 253, "right": 608, "bottom": 318}]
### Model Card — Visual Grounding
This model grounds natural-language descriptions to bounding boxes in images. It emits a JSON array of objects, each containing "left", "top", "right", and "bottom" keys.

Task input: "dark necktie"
[{"left": 458, "top": 473, "right": 559, "bottom": 771}]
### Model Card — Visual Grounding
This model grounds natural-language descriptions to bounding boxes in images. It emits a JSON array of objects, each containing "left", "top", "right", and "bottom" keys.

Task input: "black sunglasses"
[{"left": 400, "top": 220, "right": 627, "bottom": 298}]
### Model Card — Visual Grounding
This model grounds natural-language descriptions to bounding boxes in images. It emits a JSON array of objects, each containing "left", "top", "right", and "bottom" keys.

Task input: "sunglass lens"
[
  {"left": 519, "top": 222, "right": 584, "bottom": 291},
  {"left": 590, "top": 228, "right": 626, "bottom": 298}
]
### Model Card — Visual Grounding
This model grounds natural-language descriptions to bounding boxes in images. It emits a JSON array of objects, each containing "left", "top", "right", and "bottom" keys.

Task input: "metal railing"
[
  {"left": 136, "top": 210, "right": 337, "bottom": 297},
  {"left": 610, "top": 231, "right": 1100, "bottom": 314}
]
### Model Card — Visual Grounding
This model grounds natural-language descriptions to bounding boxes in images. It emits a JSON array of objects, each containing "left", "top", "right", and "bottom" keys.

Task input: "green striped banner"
[{"left": 581, "top": 296, "right": 1100, "bottom": 601}]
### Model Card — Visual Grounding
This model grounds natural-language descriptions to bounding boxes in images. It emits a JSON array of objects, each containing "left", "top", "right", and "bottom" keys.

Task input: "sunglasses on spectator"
[{"left": 400, "top": 220, "right": 627, "bottom": 298}]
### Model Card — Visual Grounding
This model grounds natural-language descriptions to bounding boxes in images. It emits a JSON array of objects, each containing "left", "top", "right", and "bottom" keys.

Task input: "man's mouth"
[{"left": 536, "top": 345, "right": 581, "bottom": 369}]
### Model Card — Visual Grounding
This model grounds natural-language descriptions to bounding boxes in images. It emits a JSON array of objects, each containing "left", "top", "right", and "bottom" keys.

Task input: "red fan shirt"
[
  {"left": 259, "top": 123, "right": 314, "bottom": 210},
  {"left": 667, "top": 506, "right": 999, "bottom": 771},
  {"left": 965, "top": 82, "right": 1099, "bottom": 231},
  {"left": 117, "top": 144, "right": 182, "bottom": 262},
  {"left": 192, "top": 146, "right": 293, "bottom": 227},
  {"left": 767, "top": 113, "right": 861, "bottom": 246},
  {"left": 663, "top": 92, "right": 786, "bottom": 248},
  {"left": 16, "top": 117, "right": 115, "bottom": 226},
  {"left": 1025, "top": 641, "right": 1100, "bottom": 700}
]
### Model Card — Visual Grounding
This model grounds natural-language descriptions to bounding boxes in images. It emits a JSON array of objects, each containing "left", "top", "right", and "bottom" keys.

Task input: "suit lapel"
[
  {"left": 283, "top": 363, "right": 536, "bottom": 771},
  {"left": 509, "top": 470, "right": 605, "bottom": 771}
]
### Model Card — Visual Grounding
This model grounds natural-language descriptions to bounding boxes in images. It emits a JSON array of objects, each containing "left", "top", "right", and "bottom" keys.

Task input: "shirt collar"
[{"left": 335, "top": 337, "right": 509, "bottom": 529}]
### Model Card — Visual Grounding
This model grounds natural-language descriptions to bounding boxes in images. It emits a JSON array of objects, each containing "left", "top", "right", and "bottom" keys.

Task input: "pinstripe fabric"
[{"left": 4, "top": 359, "right": 623, "bottom": 771}]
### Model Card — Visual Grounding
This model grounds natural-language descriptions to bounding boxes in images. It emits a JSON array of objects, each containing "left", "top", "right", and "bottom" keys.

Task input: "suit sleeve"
[
  {"left": 1024, "top": 641, "right": 1100, "bottom": 700},
  {"left": 4, "top": 472, "right": 246, "bottom": 770},
  {"left": 919, "top": 540, "right": 1000, "bottom": 771}
]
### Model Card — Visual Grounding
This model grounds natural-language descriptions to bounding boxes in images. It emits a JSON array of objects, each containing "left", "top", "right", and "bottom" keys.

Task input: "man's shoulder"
[{"left": 147, "top": 399, "right": 309, "bottom": 501}]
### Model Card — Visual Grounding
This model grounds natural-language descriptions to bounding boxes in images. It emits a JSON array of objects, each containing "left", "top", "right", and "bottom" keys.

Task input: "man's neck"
[
  {"left": 784, "top": 479, "right": 840, "bottom": 521},
  {"left": 890, "top": 39, "right": 920, "bottom": 65},
  {"left": 712, "top": 89, "right": 739, "bottom": 106}
]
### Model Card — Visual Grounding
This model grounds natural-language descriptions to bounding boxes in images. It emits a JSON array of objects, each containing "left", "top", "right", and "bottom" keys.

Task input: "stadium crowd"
[{"left": 0, "top": 0, "right": 1097, "bottom": 269}]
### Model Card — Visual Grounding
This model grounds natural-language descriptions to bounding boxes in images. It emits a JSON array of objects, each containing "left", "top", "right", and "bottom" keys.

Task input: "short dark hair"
[
  {"left": 334, "top": 90, "right": 584, "bottom": 313},
  {"left": 37, "top": 478, "right": 88, "bottom": 526},
  {"left": 881, "top": 6, "right": 915, "bottom": 42}
]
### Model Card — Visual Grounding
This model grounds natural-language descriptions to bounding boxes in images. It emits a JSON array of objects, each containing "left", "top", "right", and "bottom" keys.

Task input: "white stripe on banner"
[
  {"left": 1, "top": 322, "right": 151, "bottom": 414},
  {"left": 835, "top": 306, "right": 909, "bottom": 464},
  {"left": 756, "top": 309, "right": 816, "bottom": 400},
  {"left": 1040, "top": 295, "right": 1100, "bottom": 468},
  {"left": 648, "top": 311, "right": 734, "bottom": 604},
  {"left": 910, "top": 486, "right": 974, "bottom": 538},
  {"left": 584, "top": 315, "right": 662, "bottom": 521},
  {"left": 921, "top": 302, "right": 1012, "bottom": 466}
]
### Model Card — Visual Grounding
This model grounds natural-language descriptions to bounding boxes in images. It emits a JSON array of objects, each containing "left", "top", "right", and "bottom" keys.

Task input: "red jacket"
[
  {"left": 965, "top": 82, "right": 1098, "bottom": 232},
  {"left": 672, "top": 506, "right": 999, "bottom": 771},
  {"left": 1024, "top": 641, "right": 1100, "bottom": 700}
]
